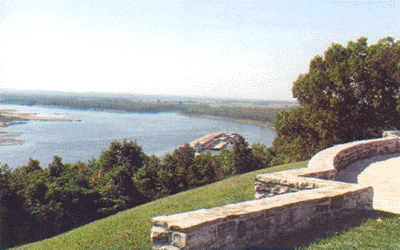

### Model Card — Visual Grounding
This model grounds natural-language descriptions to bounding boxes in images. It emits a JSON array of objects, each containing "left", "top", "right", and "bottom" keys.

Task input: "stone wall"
[{"left": 151, "top": 136, "right": 400, "bottom": 249}]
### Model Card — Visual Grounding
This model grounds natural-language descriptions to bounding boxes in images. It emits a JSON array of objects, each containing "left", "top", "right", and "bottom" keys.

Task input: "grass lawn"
[
  {"left": 302, "top": 211, "right": 400, "bottom": 250},
  {"left": 13, "top": 161, "right": 307, "bottom": 250},
  {"left": 12, "top": 160, "right": 400, "bottom": 250}
]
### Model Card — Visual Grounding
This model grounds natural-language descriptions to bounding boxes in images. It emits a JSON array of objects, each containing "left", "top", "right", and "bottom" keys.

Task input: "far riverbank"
[{"left": 179, "top": 113, "right": 275, "bottom": 130}]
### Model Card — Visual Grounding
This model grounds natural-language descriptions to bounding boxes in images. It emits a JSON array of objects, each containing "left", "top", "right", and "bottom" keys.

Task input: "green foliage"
[
  {"left": 188, "top": 152, "right": 222, "bottom": 188},
  {"left": 1, "top": 135, "right": 274, "bottom": 248},
  {"left": 0, "top": 94, "right": 189, "bottom": 113},
  {"left": 182, "top": 103, "right": 282, "bottom": 126},
  {"left": 233, "top": 135, "right": 258, "bottom": 174},
  {"left": 96, "top": 139, "right": 145, "bottom": 175},
  {"left": 160, "top": 144, "right": 197, "bottom": 194},
  {"left": 0, "top": 165, "right": 14, "bottom": 248},
  {"left": 215, "top": 148, "right": 235, "bottom": 177},
  {"left": 12, "top": 161, "right": 307, "bottom": 250},
  {"left": 134, "top": 155, "right": 163, "bottom": 201},
  {"left": 48, "top": 156, "right": 64, "bottom": 177},
  {"left": 273, "top": 37, "right": 400, "bottom": 163},
  {"left": 251, "top": 142, "right": 273, "bottom": 169}
]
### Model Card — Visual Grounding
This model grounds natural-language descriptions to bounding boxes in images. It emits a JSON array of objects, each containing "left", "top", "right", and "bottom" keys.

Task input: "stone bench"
[{"left": 151, "top": 136, "right": 400, "bottom": 249}]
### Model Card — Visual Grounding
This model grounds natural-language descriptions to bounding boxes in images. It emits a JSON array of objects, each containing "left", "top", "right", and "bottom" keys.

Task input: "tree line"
[
  {"left": 0, "top": 136, "right": 272, "bottom": 248},
  {"left": 181, "top": 104, "right": 283, "bottom": 125},
  {"left": 271, "top": 36, "right": 400, "bottom": 164},
  {"left": 0, "top": 94, "right": 189, "bottom": 113},
  {"left": 0, "top": 94, "right": 285, "bottom": 127}
]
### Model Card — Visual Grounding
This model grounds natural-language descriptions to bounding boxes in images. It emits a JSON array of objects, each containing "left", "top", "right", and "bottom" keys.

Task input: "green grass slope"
[
  {"left": 14, "top": 162, "right": 307, "bottom": 250},
  {"left": 13, "top": 160, "right": 400, "bottom": 250},
  {"left": 303, "top": 212, "right": 400, "bottom": 250}
]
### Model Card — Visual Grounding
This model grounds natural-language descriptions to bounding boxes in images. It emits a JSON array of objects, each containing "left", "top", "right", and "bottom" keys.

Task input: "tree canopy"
[
  {"left": 272, "top": 37, "right": 400, "bottom": 164},
  {"left": 0, "top": 134, "right": 272, "bottom": 248}
]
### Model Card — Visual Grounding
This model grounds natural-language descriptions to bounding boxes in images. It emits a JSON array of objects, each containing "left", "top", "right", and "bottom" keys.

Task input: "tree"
[
  {"left": 109, "top": 166, "right": 144, "bottom": 209},
  {"left": 273, "top": 37, "right": 400, "bottom": 163},
  {"left": 21, "top": 158, "right": 43, "bottom": 174},
  {"left": 233, "top": 135, "right": 257, "bottom": 175},
  {"left": 134, "top": 155, "right": 163, "bottom": 201},
  {"left": 251, "top": 142, "right": 273, "bottom": 169},
  {"left": 188, "top": 152, "right": 221, "bottom": 188},
  {"left": 215, "top": 147, "right": 235, "bottom": 177},
  {"left": 97, "top": 140, "right": 122, "bottom": 171},
  {"left": 97, "top": 139, "right": 145, "bottom": 175},
  {"left": 48, "top": 156, "right": 64, "bottom": 177},
  {"left": 162, "top": 144, "right": 195, "bottom": 193},
  {"left": 0, "top": 165, "right": 14, "bottom": 247},
  {"left": 119, "top": 139, "right": 146, "bottom": 176}
]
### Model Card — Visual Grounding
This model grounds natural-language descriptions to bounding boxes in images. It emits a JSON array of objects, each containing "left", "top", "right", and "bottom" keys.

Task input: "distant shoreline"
[
  {"left": 1, "top": 110, "right": 81, "bottom": 122},
  {"left": 179, "top": 113, "right": 276, "bottom": 130}
]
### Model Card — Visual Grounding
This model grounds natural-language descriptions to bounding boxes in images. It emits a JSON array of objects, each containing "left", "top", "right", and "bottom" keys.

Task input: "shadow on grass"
[{"left": 257, "top": 210, "right": 398, "bottom": 250}]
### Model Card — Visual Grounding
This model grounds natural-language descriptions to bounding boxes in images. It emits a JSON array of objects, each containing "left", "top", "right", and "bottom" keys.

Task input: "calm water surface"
[{"left": 0, "top": 104, "right": 276, "bottom": 168}]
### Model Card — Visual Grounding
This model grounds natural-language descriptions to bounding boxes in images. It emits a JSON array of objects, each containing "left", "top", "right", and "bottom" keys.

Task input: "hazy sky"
[{"left": 1, "top": 1, "right": 399, "bottom": 100}]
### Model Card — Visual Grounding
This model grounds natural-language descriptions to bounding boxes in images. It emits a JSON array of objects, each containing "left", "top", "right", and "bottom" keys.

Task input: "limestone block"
[
  {"left": 151, "top": 226, "right": 171, "bottom": 247},
  {"left": 160, "top": 246, "right": 180, "bottom": 250},
  {"left": 275, "top": 207, "right": 293, "bottom": 225},
  {"left": 292, "top": 204, "right": 314, "bottom": 229},
  {"left": 245, "top": 215, "right": 271, "bottom": 232},
  {"left": 254, "top": 192, "right": 265, "bottom": 199},
  {"left": 217, "top": 220, "right": 237, "bottom": 240},
  {"left": 271, "top": 186, "right": 280, "bottom": 194},
  {"left": 186, "top": 225, "right": 218, "bottom": 249},
  {"left": 172, "top": 232, "right": 186, "bottom": 249},
  {"left": 356, "top": 187, "right": 374, "bottom": 210},
  {"left": 316, "top": 204, "right": 329, "bottom": 213},
  {"left": 382, "top": 130, "right": 400, "bottom": 138},
  {"left": 330, "top": 196, "right": 345, "bottom": 210},
  {"left": 343, "top": 194, "right": 358, "bottom": 210},
  {"left": 237, "top": 220, "right": 247, "bottom": 238},
  {"left": 278, "top": 186, "right": 289, "bottom": 194}
]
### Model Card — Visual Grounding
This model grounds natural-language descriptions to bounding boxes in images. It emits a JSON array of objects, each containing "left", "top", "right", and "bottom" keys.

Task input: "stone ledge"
[
  {"left": 308, "top": 137, "right": 400, "bottom": 172},
  {"left": 152, "top": 185, "right": 373, "bottom": 249},
  {"left": 151, "top": 136, "right": 400, "bottom": 249}
]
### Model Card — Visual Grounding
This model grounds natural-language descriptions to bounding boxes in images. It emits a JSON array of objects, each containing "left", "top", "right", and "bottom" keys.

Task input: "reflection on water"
[{"left": 0, "top": 104, "right": 276, "bottom": 168}]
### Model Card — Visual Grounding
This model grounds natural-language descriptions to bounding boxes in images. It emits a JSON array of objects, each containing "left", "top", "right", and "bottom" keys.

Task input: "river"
[{"left": 0, "top": 104, "right": 276, "bottom": 168}]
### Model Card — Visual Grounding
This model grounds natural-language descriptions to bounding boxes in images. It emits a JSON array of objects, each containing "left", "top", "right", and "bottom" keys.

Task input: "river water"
[{"left": 0, "top": 104, "right": 276, "bottom": 168}]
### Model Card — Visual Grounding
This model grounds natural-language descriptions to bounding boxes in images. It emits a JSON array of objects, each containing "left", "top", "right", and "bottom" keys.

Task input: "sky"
[{"left": 0, "top": 0, "right": 399, "bottom": 100}]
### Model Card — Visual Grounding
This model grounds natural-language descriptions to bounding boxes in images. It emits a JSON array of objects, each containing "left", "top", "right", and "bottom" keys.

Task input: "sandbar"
[{"left": 0, "top": 109, "right": 80, "bottom": 146}]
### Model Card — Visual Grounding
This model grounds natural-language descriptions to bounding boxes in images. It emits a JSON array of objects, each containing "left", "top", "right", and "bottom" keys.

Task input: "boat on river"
[{"left": 189, "top": 132, "right": 238, "bottom": 153}]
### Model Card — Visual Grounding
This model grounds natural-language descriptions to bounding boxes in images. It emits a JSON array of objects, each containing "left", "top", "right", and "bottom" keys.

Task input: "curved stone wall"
[
  {"left": 151, "top": 135, "right": 400, "bottom": 249},
  {"left": 308, "top": 137, "right": 400, "bottom": 172}
]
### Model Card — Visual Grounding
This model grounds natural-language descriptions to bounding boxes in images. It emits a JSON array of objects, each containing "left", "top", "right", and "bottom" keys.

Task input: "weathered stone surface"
[
  {"left": 151, "top": 136, "right": 400, "bottom": 249},
  {"left": 160, "top": 246, "right": 180, "bottom": 250},
  {"left": 151, "top": 226, "right": 171, "bottom": 247},
  {"left": 186, "top": 225, "right": 217, "bottom": 249},
  {"left": 172, "top": 232, "right": 186, "bottom": 249}
]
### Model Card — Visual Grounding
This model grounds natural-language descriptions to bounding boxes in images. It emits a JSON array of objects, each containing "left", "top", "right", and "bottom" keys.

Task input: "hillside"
[
  {"left": 12, "top": 160, "right": 400, "bottom": 249},
  {"left": 12, "top": 162, "right": 307, "bottom": 249}
]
